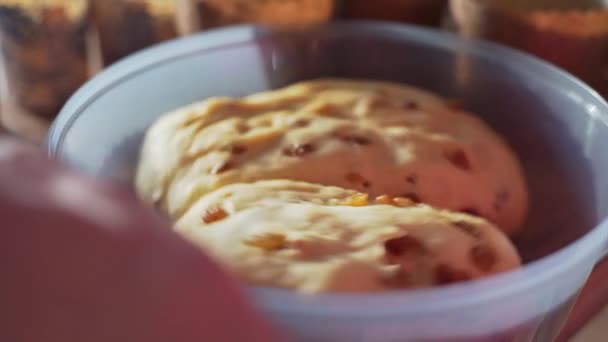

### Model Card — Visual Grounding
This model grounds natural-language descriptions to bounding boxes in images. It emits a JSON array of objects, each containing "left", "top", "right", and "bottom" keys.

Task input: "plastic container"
[{"left": 46, "top": 22, "right": 608, "bottom": 342}]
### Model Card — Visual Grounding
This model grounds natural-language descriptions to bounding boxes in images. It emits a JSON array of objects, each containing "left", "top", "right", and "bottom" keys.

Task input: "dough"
[
  {"left": 136, "top": 79, "right": 528, "bottom": 235},
  {"left": 176, "top": 180, "right": 522, "bottom": 293}
]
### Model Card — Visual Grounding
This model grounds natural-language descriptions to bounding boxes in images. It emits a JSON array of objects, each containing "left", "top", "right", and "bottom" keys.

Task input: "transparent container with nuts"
[
  {"left": 0, "top": 0, "right": 89, "bottom": 137},
  {"left": 339, "top": 0, "right": 448, "bottom": 27},
  {"left": 182, "top": 0, "right": 336, "bottom": 32},
  {"left": 450, "top": 0, "right": 608, "bottom": 96},
  {"left": 91, "top": 0, "right": 179, "bottom": 66}
]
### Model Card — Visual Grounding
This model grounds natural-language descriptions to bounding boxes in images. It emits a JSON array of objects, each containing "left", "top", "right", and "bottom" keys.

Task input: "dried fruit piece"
[
  {"left": 434, "top": 264, "right": 472, "bottom": 285},
  {"left": 374, "top": 195, "right": 414, "bottom": 207},
  {"left": 244, "top": 233, "right": 287, "bottom": 251},
  {"left": 345, "top": 172, "right": 364, "bottom": 183},
  {"left": 202, "top": 207, "right": 228, "bottom": 224},
  {"left": 211, "top": 161, "right": 233, "bottom": 174},
  {"left": 345, "top": 172, "right": 371, "bottom": 188},
  {"left": 283, "top": 143, "right": 316, "bottom": 157},
  {"left": 293, "top": 119, "right": 310, "bottom": 127},
  {"left": 470, "top": 245, "right": 497, "bottom": 272},
  {"left": 236, "top": 122, "right": 250, "bottom": 133},
  {"left": 452, "top": 221, "right": 482, "bottom": 239},
  {"left": 342, "top": 193, "right": 369, "bottom": 207},
  {"left": 384, "top": 235, "right": 426, "bottom": 257},
  {"left": 403, "top": 101, "right": 419, "bottom": 110},
  {"left": 228, "top": 144, "right": 247, "bottom": 155},
  {"left": 393, "top": 197, "right": 415, "bottom": 207},
  {"left": 315, "top": 103, "right": 338, "bottom": 116},
  {"left": 444, "top": 148, "right": 471, "bottom": 171},
  {"left": 336, "top": 133, "right": 372, "bottom": 146},
  {"left": 375, "top": 195, "right": 394, "bottom": 205}
]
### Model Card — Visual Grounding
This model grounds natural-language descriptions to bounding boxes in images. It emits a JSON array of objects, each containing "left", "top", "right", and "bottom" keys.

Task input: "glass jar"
[
  {"left": 0, "top": 0, "right": 89, "bottom": 127},
  {"left": 185, "top": 0, "right": 335, "bottom": 31},
  {"left": 91, "top": 0, "right": 178, "bottom": 66},
  {"left": 340, "top": 0, "right": 448, "bottom": 27},
  {"left": 451, "top": 0, "right": 608, "bottom": 97}
]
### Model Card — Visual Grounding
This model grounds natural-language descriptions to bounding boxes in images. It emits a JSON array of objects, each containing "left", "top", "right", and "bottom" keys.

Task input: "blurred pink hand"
[{"left": 0, "top": 137, "right": 284, "bottom": 342}]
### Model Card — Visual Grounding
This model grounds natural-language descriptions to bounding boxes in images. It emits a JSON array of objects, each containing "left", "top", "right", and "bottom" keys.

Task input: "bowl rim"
[{"left": 47, "top": 20, "right": 608, "bottom": 316}]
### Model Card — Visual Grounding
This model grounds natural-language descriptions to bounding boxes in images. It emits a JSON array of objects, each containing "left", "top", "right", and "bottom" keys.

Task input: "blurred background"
[{"left": 0, "top": 0, "right": 607, "bottom": 142}]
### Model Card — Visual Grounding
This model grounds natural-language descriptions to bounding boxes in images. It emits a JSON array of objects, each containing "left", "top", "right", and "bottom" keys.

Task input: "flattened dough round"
[
  {"left": 136, "top": 79, "right": 528, "bottom": 235},
  {"left": 176, "top": 180, "right": 522, "bottom": 293}
]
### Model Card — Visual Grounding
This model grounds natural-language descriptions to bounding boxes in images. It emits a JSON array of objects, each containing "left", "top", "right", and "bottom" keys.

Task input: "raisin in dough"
[
  {"left": 175, "top": 181, "right": 521, "bottom": 293},
  {"left": 135, "top": 79, "right": 528, "bottom": 235}
]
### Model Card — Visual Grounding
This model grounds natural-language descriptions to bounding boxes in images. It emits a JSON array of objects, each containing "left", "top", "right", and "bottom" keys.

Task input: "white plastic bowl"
[{"left": 47, "top": 22, "right": 608, "bottom": 341}]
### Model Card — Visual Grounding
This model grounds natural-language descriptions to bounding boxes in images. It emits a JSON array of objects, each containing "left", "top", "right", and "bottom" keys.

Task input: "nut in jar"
[
  {"left": 188, "top": 0, "right": 335, "bottom": 30},
  {"left": 91, "top": 0, "right": 178, "bottom": 65},
  {"left": 340, "top": 0, "right": 448, "bottom": 27},
  {"left": 0, "top": 0, "right": 89, "bottom": 121}
]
